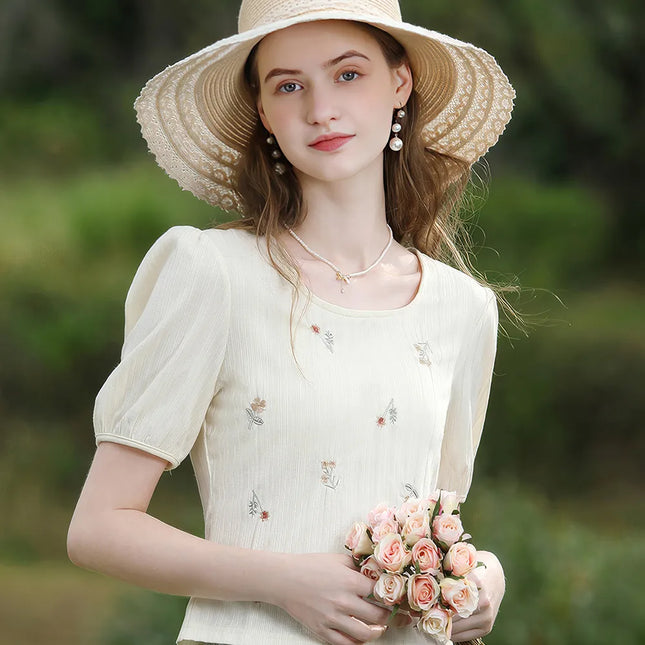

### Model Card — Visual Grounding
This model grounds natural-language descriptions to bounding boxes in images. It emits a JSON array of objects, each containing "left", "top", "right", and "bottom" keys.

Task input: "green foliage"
[
  {"left": 466, "top": 481, "right": 645, "bottom": 645},
  {"left": 98, "top": 591, "right": 188, "bottom": 645},
  {"left": 476, "top": 298, "right": 645, "bottom": 497},
  {"left": 0, "top": 164, "right": 224, "bottom": 416},
  {"left": 471, "top": 174, "right": 609, "bottom": 289}
]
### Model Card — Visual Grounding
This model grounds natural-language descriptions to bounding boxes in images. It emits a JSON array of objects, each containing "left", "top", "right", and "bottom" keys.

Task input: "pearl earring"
[
  {"left": 266, "top": 135, "right": 287, "bottom": 175},
  {"left": 389, "top": 108, "right": 406, "bottom": 152}
]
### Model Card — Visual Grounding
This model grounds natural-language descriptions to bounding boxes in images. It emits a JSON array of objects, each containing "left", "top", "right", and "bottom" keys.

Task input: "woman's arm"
[
  {"left": 67, "top": 442, "right": 390, "bottom": 645},
  {"left": 450, "top": 550, "right": 506, "bottom": 641}
]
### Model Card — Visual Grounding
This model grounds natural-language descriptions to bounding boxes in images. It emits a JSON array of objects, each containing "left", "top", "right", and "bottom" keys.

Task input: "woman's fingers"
[
  {"left": 451, "top": 606, "right": 494, "bottom": 640},
  {"left": 351, "top": 600, "right": 392, "bottom": 627},
  {"left": 331, "top": 615, "right": 388, "bottom": 643}
]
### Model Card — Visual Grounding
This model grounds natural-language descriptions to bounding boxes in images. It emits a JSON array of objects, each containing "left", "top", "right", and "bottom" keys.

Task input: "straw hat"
[{"left": 134, "top": 0, "right": 515, "bottom": 212}]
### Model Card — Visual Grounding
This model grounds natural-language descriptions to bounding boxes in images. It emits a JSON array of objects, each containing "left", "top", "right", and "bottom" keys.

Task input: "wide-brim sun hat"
[{"left": 134, "top": 0, "right": 515, "bottom": 213}]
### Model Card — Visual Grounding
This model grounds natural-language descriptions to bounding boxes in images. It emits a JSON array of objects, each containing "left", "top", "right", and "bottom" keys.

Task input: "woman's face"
[{"left": 255, "top": 20, "right": 412, "bottom": 185}]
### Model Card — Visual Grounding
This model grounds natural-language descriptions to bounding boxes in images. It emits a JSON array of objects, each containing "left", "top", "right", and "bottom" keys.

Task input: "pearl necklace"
[{"left": 286, "top": 225, "right": 394, "bottom": 293}]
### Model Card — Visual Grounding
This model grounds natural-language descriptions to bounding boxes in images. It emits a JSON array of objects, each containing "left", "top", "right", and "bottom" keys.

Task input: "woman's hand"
[
  {"left": 269, "top": 552, "right": 392, "bottom": 645},
  {"left": 450, "top": 550, "right": 505, "bottom": 642}
]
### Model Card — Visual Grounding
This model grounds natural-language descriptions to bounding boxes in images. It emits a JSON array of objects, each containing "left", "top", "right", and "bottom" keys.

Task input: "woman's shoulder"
[
  {"left": 417, "top": 251, "right": 494, "bottom": 311},
  {"left": 140, "top": 225, "right": 257, "bottom": 272},
  {"left": 150, "top": 224, "right": 248, "bottom": 252}
]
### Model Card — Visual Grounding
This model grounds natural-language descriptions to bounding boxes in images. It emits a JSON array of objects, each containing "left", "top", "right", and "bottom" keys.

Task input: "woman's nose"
[{"left": 305, "top": 84, "right": 340, "bottom": 126}]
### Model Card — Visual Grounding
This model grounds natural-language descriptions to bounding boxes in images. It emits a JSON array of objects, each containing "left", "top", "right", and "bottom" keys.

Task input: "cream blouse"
[{"left": 93, "top": 225, "right": 498, "bottom": 645}]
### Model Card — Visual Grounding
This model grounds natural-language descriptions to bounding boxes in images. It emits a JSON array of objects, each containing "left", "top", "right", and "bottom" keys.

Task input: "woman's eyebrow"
[{"left": 263, "top": 50, "right": 370, "bottom": 84}]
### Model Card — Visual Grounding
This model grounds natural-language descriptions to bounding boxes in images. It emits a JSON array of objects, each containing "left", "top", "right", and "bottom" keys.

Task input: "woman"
[{"left": 68, "top": 1, "right": 514, "bottom": 644}]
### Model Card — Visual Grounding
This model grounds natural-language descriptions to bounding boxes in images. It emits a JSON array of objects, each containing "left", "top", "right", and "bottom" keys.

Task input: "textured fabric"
[
  {"left": 93, "top": 225, "right": 498, "bottom": 645},
  {"left": 134, "top": 0, "right": 515, "bottom": 211}
]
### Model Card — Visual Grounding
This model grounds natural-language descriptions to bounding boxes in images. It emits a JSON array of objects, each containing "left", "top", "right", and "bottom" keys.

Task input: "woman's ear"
[
  {"left": 393, "top": 61, "right": 413, "bottom": 107},
  {"left": 257, "top": 97, "right": 271, "bottom": 132}
]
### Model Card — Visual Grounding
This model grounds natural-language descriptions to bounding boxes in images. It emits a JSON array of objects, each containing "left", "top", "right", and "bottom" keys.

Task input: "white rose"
[
  {"left": 373, "top": 572, "right": 406, "bottom": 605},
  {"left": 418, "top": 605, "right": 453, "bottom": 642}
]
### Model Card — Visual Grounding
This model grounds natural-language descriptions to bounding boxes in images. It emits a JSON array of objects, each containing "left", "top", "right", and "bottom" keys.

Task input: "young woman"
[{"left": 68, "top": 1, "right": 515, "bottom": 644}]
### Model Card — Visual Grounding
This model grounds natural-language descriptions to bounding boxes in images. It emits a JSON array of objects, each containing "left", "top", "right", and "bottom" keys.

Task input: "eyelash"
[{"left": 277, "top": 69, "right": 362, "bottom": 94}]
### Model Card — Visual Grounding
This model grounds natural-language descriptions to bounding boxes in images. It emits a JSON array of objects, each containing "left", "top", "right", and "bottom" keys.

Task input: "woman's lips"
[{"left": 309, "top": 135, "right": 355, "bottom": 152}]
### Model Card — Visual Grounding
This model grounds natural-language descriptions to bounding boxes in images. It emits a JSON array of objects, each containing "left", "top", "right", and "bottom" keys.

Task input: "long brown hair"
[{"left": 216, "top": 22, "right": 519, "bottom": 369}]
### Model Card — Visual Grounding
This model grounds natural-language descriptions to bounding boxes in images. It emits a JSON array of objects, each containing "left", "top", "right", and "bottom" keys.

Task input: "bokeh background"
[{"left": 1, "top": 1, "right": 643, "bottom": 643}]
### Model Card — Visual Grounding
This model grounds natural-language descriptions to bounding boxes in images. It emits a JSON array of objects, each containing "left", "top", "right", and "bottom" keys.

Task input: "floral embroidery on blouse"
[
  {"left": 376, "top": 398, "right": 398, "bottom": 428},
  {"left": 401, "top": 482, "right": 419, "bottom": 501},
  {"left": 320, "top": 460, "right": 339, "bottom": 490},
  {"left": 246, "top": 397, "right": 266, "bottom": 430},
  {"left": 414, "top": 341, "right": 432, "bottom": 366},
  {"left": 248, "top": 490, "right": 269, "bottom": 521},
  {"left": 311, "top": 324, "right": 334, "bottom": 353}
]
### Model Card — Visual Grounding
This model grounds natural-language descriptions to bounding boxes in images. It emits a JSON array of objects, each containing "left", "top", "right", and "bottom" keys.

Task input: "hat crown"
[{"left": 238, "top": 0, "right": 403, "bottom": 33}]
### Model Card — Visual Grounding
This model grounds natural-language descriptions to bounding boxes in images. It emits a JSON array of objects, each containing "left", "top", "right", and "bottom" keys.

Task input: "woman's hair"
[{"left": 216, "top": 22, "right": 519, "bottom": 370}]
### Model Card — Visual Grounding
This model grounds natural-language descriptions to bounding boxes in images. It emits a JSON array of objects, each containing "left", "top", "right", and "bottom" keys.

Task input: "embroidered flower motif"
[
  {"left": 321, "top": 460, "right": 340, "bottom": 490},
  {"left": 401, "top": 482, "right": 420, "bottom": 502},
  {"left": 311, "top": 323, "right": 334, "bottom": 353},
  {"left": 414, "top": 342, "right": 432, "bottom": 366},
  {"left": 246, "top": 397, "right": 266, "bottom": 430},
  {"left": 377, "top": 398, "right": 398, "bottom": 428},
  {"left": 249, "top": 490, "right": 269, "bottom": 521}
]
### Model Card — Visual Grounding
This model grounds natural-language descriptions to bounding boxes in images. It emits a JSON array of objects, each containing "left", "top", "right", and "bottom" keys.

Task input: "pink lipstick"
[{"left": 309, "top": 133, "right": 355, "bottom": 152}]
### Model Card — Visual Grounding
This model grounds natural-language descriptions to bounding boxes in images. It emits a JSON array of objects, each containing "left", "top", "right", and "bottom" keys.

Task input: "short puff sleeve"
[
  {"left": 93, "top": 226, "right": 230, "bottom": 470},
  {"left": 436, "top": 288, "right": 498, "bottom": 501}
]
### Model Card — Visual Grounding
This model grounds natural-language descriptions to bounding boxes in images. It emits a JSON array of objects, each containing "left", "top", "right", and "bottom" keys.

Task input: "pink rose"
[
  {"left": 444, "top": 542, "right": 478, "bottom": 577},
  {"left": 367, "top": 503, "right": 396, "bottom": 530},
  {"left": 411, "top": 538, "right": 443, "bottom": 574},
  {"left": 432, "top": 513, "right": 464, "bottom": 548},
  {"left": 373, "top": 572, "right": 406, "bottom": 605},
  {"left": 371, "top": 517, "right": 400, "bottom": 543},
  {"left": 407, "top": 573, "right": 440, "bottom": 612},
  {"left": 360, "top": 556, "right": 381, "bottom": 582},
  {"left": 440, "top": 576, "right": 479, "bottom": 618},
  {"left": 373, "top": 533, "right": 412, "bottom": 573},
  {"left": 417, "top": 605, "right": 453, "bottom": 641},
  {"left": 345, "top": 522, "right": 374, "bottom": 557},
  {"left": 402, "top": 511, "right": 430, "bottom": 546},
  {"left": 395, "top": 497, "right": 429, "bottom": 525}
]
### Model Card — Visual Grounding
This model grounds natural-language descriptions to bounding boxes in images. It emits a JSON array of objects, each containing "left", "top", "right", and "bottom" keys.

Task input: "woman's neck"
[{"left": 290, "top": 161, "right": 391, "bottom": 271}]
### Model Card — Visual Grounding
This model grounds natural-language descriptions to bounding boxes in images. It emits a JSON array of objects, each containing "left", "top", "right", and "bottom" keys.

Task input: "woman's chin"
[{"left": 295, "top": 154, "right": 384, "bottom": 185}]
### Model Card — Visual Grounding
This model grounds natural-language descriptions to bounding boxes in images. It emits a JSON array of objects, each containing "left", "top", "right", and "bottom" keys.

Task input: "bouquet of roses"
[{"left": 344, "top": 489, "right": 485, "bottom": 645}]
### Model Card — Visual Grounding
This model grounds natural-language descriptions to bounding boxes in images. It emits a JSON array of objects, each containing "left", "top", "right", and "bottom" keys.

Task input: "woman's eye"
[
  {"left": 339, "top": 71, "right": 360, "bottom": 82},
  {"left": 278, "top": 82, "right": 301, "bottom": 94}
]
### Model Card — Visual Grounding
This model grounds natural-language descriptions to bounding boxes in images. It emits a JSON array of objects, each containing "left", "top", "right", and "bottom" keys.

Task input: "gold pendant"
[{"left": 336, "top": 271, "right": 350, "bottom": 294}]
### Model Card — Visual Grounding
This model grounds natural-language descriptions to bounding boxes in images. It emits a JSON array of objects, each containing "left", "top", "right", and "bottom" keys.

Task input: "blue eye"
[
  {"left": 339, "top": 71, "right": 360, "bottom": 82},
  {"left": 278, "top": 82, "right": 302, "bottom": 93}
]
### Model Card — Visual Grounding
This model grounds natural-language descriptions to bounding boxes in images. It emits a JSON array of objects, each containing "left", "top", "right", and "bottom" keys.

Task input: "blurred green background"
[{"left": 1, "top": 1, "right": 643, "bottom": 643}]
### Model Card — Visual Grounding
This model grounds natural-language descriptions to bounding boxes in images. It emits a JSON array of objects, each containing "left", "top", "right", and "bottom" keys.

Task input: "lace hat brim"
[{"left": 134, "top": 11, "right": 515, "bottom": 212}]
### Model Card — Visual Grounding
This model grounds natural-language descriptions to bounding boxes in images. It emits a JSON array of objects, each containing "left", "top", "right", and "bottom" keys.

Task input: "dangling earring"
[
  {"left": 266, "top": 135, "right": 287, "bottom": 175},
  {"left": 389, "top": 107, "right": 406, "bottom": 152}
]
